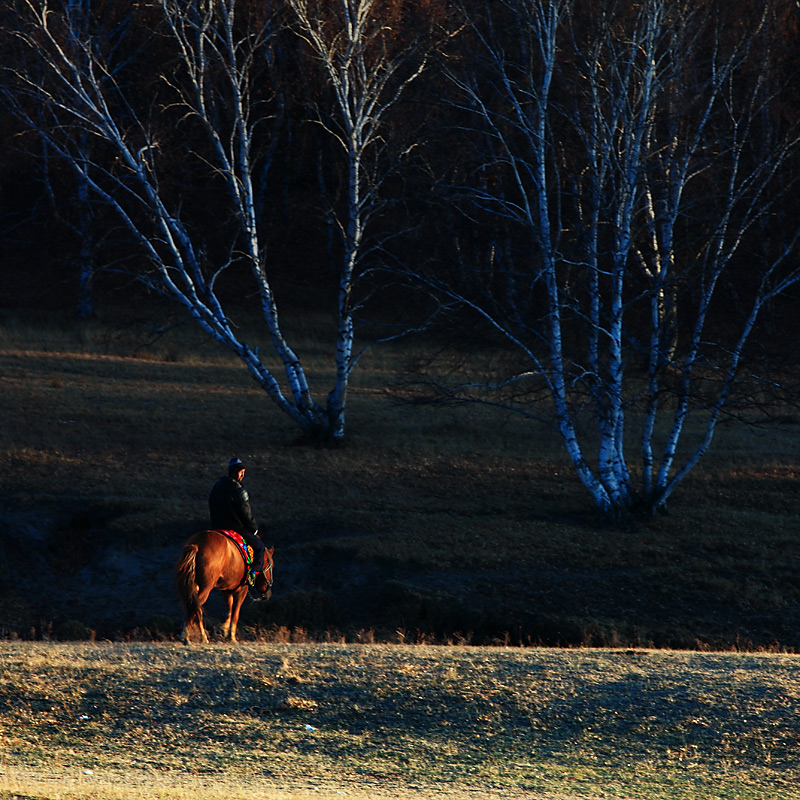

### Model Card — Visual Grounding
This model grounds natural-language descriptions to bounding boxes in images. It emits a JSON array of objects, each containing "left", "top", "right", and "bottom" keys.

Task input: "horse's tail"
[{"left": 175, "top": 543, "right": 201, "bottom": 620}]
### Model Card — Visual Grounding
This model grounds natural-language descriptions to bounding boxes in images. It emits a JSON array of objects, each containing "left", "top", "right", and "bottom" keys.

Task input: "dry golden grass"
[{"left": 1, "top": 642, "right": 799, "bottom": 800}]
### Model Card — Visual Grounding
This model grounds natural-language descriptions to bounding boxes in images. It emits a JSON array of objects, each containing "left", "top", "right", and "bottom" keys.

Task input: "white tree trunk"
[
  {"left": 286, "top": 0, "right": 431, "bottom": 440},
  {"left": 430, "top": 0, "right": 800, "bottom": 517},
  {"left": 5, "top": 0, "right": 430, "bottom": 443}
]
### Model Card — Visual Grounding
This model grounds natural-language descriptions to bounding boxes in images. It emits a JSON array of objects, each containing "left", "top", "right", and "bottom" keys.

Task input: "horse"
[{"left": 175, "top": 529, "right": 274, "bottom": 644}]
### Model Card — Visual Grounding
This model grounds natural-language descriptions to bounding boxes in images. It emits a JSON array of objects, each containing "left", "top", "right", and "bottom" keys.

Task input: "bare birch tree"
[
  {"left": 415, "top": 0, "right": 800, "bottom": 517},
  {"left": 285, "top": 0, "right": 435, "bottom": 435},
  {"left": 3, "top": 0, "right": 431, "bottom": 442}
]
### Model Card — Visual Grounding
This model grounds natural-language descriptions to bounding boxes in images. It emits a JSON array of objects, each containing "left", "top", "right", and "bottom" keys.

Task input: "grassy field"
[
  {"left": 1, "top": 311, "right": 799, "bottom": 648},
  {"left": 1, "top": 313, "right": 800, "bottom": 799},
  {"left": 1, "top": 641, "right": 799, "bottom": 800}
]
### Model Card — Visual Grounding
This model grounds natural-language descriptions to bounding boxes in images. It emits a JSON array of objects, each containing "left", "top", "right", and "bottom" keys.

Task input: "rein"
[{"left": 262, "top": 551, "right": 274, "bottom": 591}]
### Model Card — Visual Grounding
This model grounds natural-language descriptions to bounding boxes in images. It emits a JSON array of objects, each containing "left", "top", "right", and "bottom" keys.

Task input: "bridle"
[
  {"left": 261, "top": 553, "right": 274, "bottom": 592},
  {"left": 259, "top": 550, "right": 274, "bottom": 596}
]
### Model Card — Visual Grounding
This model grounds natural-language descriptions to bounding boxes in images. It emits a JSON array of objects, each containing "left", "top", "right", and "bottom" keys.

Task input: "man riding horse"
[{"left": 208, "top": 457, "right": 266, "bottom": 586}]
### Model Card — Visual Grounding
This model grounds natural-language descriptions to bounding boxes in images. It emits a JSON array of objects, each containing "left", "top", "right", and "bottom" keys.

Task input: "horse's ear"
[{"left": 267, "top": 546, "right": 274, "bottom": 556}]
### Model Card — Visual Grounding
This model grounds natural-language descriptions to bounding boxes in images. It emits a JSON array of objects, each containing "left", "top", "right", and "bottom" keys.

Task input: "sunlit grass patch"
[{"left": 1, "top": 643, "right": 799, "bottom": 799}]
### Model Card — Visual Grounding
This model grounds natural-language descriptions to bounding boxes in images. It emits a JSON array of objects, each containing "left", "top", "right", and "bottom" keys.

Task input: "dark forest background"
[{"left": 1, "top": 0, "right": 799, "bottom": 340}]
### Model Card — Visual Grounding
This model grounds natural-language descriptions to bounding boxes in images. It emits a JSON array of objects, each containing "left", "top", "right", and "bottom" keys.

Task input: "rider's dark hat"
[{"left": 228, "top": 457, "right": 245, "bottom": 470}]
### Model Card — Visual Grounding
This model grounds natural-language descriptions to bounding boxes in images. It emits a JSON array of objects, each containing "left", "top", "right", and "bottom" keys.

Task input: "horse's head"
[{"left": 254, "top": 546, "right": 275, "bottom": 599}]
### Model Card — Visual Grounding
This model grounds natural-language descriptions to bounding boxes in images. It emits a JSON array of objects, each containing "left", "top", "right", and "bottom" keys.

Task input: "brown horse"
[{"left": 175, "top": 530, "right": 274, "bottom": 644}]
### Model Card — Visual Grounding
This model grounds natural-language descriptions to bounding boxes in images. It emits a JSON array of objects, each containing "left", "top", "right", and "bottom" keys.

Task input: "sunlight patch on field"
[
  {"left": 1, "top": 644, "right": 799, "bottom": 800},
  {"left": 0, "top": 766, "right": 543, "bottom": 800}
]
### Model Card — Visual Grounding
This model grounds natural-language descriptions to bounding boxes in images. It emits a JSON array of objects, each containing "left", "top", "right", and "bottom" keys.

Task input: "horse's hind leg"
[
  {"left": 180, "top": 604, "right": 197, "bottom": 644},
  {"left": 220, "top": 593, "right": 235, "bottom": 641},
  {"left": 181, "top": 609, "right": 208, "bottom": 645},
  {"left": 184, "top": 585, "right": 213, "bottom": 644},
  {"left": 196, "top": 593, "right": 211, "bottom": 643},
  {"left": 221, "top": 588, "right": 247, "bottom": 643},
  {"left": 198, "top": 615, "right": 209, "bottom": 643}
]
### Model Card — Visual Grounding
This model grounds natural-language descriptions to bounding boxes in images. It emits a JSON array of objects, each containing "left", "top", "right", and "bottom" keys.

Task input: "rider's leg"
[{"left": 241, "top": 530, "right": 265, "bottom": 576}]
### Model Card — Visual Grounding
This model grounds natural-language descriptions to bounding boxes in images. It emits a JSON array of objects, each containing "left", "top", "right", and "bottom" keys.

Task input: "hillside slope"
[{"left": 1, "top": 337, "right": 799, "bottom": 648}]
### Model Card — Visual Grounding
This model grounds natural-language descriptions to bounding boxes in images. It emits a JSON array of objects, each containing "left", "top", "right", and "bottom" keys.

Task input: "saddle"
[{"left": 215, "top": 529, "right": 254, "bottom": 570}]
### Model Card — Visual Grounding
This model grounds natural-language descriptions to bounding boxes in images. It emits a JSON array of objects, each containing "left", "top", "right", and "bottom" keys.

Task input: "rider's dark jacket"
[{"left": 208, "top": 476, "right": 259, "bottom": 535}]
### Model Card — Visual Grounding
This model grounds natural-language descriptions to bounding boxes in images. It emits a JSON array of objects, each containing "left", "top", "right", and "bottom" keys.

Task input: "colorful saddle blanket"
[{"left": 216, "top": 529, "right": 253, "bottom": 569}]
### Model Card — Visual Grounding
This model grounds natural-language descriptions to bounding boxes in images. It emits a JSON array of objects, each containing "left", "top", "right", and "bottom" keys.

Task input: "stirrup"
[{"left": 246, "top": 570, "right": 256, "bottom": 586}]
